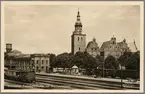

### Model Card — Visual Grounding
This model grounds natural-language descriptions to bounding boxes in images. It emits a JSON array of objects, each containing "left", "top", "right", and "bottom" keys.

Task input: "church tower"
[{"left": 71, "top": 9, "right": 86, "bottom": 54}]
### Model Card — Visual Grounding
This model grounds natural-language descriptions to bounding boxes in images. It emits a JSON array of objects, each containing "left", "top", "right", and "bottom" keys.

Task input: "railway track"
[
  {"left": 36, "top": 73, "right": 139, "bottom": 90},
  {"left": 4, "top": 79, "right": 34, "bottom": 89}
]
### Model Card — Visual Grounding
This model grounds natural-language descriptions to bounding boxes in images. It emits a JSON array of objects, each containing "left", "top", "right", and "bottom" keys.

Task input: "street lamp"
[
  {"left": 103, "top": 62, "right": 104, "bottom": 78},
  {"left": 121, "top": 64, "right": 123, "bottom": 89}
]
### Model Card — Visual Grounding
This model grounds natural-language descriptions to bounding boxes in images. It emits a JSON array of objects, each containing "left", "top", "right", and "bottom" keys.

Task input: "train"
[{"left": 4, "top": 68, "right": 35, "bottom": 83}]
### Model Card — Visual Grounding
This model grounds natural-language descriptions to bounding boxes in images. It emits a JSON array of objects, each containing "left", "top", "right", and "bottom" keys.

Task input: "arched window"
[
  {"left": 81, "top": 37, "right": 83, "bottom": 41},
  {"left": 78, "top": 37, "right": 79, "bottom": 41}
]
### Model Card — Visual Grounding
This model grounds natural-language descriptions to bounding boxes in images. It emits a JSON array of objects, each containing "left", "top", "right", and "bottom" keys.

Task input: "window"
[
  {"left": 81, "top": 37, "right": 83, "bottom": 41},
  {"left": 92, "top": 48, "right": 93, "bottom": 51},
  {"left": 100, "top": 51, "right": 104, "bottom": 56},
  {"left": 79, "top": 47, "right": 80, "bottom": 51},
  {"left": 37, "top": 66, "right": 39, "bottom": 71},
  {"left": 37, "top": 60, "right": 39, "bottom": 64},
  {"left": 46, "top": 66, "right": 48, "bottom": 72},
  {"left": 95, "top": 48, "right": 97, "bottom": 50},
  {"left": 46, "top": 60, "right": 48, "bottom": 64},
  {"left": 42, "top": 60, "right": 44, "bottom": 64},
  {"left": 78, "top": 37, "right": 79, "bottom": 41},
  {"left": 42, "top": 66, "right": 44, "bottom": 71}
]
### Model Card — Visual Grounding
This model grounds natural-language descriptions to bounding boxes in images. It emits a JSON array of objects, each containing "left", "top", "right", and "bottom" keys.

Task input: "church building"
[
  {"left": 71, "top": 10, "right": 138, "bottom": 59},
  {"left": 71, "top": 10, "right": 86, "bottom": 54}
]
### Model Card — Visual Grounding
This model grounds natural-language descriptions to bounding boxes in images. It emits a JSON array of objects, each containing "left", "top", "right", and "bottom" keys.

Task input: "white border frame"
[{"left": 1, "top": 1, "right": 144, "bottom": 93}]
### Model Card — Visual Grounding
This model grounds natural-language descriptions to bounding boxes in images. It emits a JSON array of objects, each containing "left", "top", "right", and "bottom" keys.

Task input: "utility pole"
[
  {"left": 103, "top": 61, "right": 104, "bottom": 78},
  {"left": 121, "top": 65, "right": 123, "bottom": 89}
]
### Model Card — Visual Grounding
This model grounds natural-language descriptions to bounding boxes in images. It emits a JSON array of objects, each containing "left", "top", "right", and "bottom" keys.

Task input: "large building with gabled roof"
[{"left": 71, "top": 10, "right": 138, "bottom": 59}]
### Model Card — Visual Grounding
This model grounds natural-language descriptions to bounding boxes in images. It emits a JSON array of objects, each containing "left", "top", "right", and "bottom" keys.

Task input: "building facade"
[
  {"left": 31, "top": 54, "right": 50, "bottom": 73},
  {"left": 86, "top": 38, "right": 100, "bottom": 57},
  {"left": 100, "top": 36, "right": 132, "bottom": 59},
  {"left": 71, "top": 10, "right": 86, "bottom": 54},
  {"left": 4, "top": 44, "right": 50, "bottom": 73}
]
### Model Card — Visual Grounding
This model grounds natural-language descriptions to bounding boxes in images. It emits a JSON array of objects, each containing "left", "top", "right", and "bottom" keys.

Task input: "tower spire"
[
  {"left": 74, "top": 8, "right": 83, "bottom": 34},
  {"left": 77, "top": 8, "right": 80, "bottom": 21}
]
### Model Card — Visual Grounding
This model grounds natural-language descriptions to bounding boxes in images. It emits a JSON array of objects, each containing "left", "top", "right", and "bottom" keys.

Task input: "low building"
[
  {"left": 31, "top": 54, "right": 50, "bottom": 73},
  {"left": 4, "top": 43, "right": 50, "bottom": 73}
]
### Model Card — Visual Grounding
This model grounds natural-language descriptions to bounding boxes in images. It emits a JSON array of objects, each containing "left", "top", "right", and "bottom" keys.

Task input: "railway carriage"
[{"left": 4, "top": 69, "right": 35, "bottom": 83}]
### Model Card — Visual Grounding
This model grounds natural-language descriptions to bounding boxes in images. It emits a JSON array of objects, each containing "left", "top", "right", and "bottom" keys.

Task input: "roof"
[
  {"left": 11, "top": 49, "right": 22, "bottom": 53},
  {"left": 86, "top": 38, "right": 99, "bottom": 48},
  {"left": 100, "top": 41, "right": 110, "bottom": 50},
  {"left": 31, "top": 53, "right": 49, "bottom": 57},
  {"left": 117, "top": 42, "right": 123, "bottom": 47},
  {"left": 86, "top": 41, "right": 98, "bottom": 48},
  {"left": 72, "top": 65, "right": 78, "bottom": 69},
  {"left": 14, "top": 54, "right": 30, "bottom": 59}
]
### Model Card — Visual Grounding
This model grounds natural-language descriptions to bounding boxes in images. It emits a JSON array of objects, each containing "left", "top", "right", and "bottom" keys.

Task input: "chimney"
[{"left": 6, "top": 43, "right": 12, "bottom": 53}]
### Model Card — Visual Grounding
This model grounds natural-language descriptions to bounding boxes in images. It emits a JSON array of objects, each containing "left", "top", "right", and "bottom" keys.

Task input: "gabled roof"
[
  {"left": 117, "top": 42, "right": 123, "bottom": 47},
  {"left": 7, "top": 50, "right": 22, "bottom": 56},
  {"left": 86, "top": 41, "right": 98, "bottom": 48},
  {"left": 100, "top": 41, "right": 111, "bottom": 50}
]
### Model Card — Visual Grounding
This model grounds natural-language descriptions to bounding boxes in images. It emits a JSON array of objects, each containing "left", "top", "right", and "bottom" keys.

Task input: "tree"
[
  {"left": 95, "top": 54, "right": 104, "bottom": 69},
  {"left": 118, "top": 52, "right": 133, "bottom": 66},
  {"left": 118, "top": 51, "right": 140, "bottom": 70},
  {"left": 55, "top": 52, "right": 71, "bottom": 70},
  {"left": 125, "top": 51, "right": 140, "bottom": 70},
  {"left": 71, "top": 51, "right": 85, "bottom": 68},
  {"left": 49, "top": 53, "right": 56, "bottom": 69},
  {"left": 104, "top": 55, "right": 119, "bottom": 69}
]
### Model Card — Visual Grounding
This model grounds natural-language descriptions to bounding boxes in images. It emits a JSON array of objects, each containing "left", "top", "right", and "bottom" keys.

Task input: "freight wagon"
[{"left": 5, "top": 69, "right": 35, "bottom": 83}]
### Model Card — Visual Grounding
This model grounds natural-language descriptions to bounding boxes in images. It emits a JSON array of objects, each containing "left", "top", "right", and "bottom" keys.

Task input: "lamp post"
[
  {"left": 121, "top": 64, "right": 123, "bottom": 89},
  {"left": 103, "top": 61, "right": 104, "bottom": 78}
]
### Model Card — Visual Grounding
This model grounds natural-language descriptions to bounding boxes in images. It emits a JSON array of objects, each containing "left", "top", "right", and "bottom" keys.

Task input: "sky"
[{"left": 3, "top": 2, "right": 141, "bottom": 55}]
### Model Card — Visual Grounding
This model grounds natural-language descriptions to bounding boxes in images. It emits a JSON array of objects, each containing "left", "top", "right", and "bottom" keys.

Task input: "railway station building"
[{"left": 4, "top": 44, "right": 50, "bottom": 73}]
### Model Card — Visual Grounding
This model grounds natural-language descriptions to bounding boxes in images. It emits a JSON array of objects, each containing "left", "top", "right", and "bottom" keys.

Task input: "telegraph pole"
[{"left": 121, "top": 65, "right": 123, "bottom": 89}]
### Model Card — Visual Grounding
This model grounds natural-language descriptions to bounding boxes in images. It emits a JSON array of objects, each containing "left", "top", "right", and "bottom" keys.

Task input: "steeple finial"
[
  {"left": 77, "top": 8, "right": 80, "bottom": 19},
  {"left": 133, "top": 39, "right": 138, "bottom": 50},
  {"left": 93, "top": 37, "right": 96, "bottom": 42}
]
